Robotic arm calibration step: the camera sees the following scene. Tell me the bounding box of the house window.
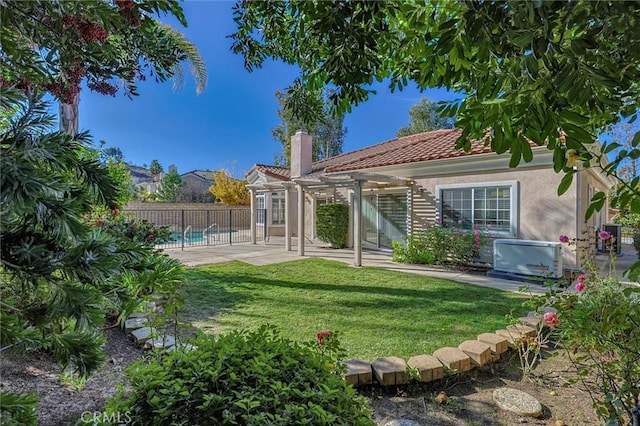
[437,181,518,237]
[256,195,265,225]
[271,197,285,225]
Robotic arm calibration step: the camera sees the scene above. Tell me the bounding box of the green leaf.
[603,142,621,154]
[557,172,574,196]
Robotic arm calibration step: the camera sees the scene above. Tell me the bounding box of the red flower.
[316,330,331,345]
[542,312,560,328]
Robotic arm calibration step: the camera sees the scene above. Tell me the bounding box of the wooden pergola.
[247,172,413,266]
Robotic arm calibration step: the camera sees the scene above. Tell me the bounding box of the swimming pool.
[169,230,238,243]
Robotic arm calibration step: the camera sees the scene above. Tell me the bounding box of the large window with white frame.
[271,195,285,225]
[437,181,518,237]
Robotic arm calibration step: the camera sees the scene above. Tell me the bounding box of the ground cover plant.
[179,258,526,360]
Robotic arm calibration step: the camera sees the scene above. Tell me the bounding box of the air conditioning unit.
[600,224,622,254]
[493,239,563,279]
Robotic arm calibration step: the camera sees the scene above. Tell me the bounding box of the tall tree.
[397,98,455,137]
[156,169,182,202]
[230,1,640,227]
[149,159,164,182]
[1,0,207,136]
[0,92,146,380]
[271,89,346,165]
[99,142,125,164]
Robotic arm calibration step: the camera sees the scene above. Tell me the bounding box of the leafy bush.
[86,207,173,247]
[105,325,373,425]
[0,391,38,426]
[524,236,640,425]
[316,203,349,248]
[392,221,488,267]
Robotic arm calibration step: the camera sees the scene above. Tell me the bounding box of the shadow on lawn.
[180,264,524,330]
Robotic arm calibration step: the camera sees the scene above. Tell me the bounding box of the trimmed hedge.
[316,203,349,248]
[105,326,372,425]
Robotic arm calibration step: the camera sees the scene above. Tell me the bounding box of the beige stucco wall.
[411,166,579,267]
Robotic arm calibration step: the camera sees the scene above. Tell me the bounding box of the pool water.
[169,230,237,243]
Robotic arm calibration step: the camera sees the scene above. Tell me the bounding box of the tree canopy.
[157,169,183,202]
[397,97,455,137]
[230,1,640,219]
[209,170,250,206]
[272,89,346,165]
[1,0,207,134]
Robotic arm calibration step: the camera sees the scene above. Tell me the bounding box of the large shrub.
[393,221,488,267]
[523,235,640,425]
[316,203,349,248]
[105,326,373,425]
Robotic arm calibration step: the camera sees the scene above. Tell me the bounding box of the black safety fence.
[125,208,267,250]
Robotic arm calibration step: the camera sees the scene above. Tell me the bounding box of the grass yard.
[179,258,527,360]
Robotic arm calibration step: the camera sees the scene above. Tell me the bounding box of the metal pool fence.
[125,208,267,249]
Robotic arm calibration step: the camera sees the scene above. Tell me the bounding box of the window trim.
[435,181,519,238]
[270,194,286,226]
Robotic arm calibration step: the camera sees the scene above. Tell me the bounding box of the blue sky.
[78,1,455,176]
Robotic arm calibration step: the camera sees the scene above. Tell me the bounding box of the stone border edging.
[345,315,540,387]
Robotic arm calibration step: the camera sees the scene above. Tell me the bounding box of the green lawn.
[179,258,526,360]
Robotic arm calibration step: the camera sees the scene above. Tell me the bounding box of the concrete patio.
[165,237,638,294]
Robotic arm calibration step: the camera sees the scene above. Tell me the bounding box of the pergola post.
[285,184,292,251]
[297,184,305,256]
[353,180,362,267]
[250,188,257,244]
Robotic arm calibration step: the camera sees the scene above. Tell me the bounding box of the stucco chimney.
[290,129,312,178]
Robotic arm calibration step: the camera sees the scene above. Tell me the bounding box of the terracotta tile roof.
[323,129,493,173]
[251,129,500,180]
[250,164,291,181]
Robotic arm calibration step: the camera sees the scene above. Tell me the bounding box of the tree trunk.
[59,99,79,136]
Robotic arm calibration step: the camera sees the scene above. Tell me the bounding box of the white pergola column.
[297,184,305,256]
[353,180,362,267]
[285,185,292,251]
[250,189,257,244]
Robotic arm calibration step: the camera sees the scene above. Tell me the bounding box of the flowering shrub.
[521,234,640,425]
[86,207,172,247]
[392,220,489,267]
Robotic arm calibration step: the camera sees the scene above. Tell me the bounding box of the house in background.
[180,169,215,203]
[246,129,614,271]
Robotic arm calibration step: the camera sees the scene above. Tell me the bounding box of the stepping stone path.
[122,296,179,351]
[493,387,543,418]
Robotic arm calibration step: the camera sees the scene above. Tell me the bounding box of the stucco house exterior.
[246,129,613,271]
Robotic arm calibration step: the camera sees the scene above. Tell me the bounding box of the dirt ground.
[367,350,599,426]
[0,327,143,426]
[1,331,598,426]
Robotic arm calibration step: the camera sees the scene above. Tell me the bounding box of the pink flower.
[598,231,611,240]
[577,274,587,283]
[316,330,332,345]
[559,235,570,244]
[575,282,585,292]
[542,312,560,328]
